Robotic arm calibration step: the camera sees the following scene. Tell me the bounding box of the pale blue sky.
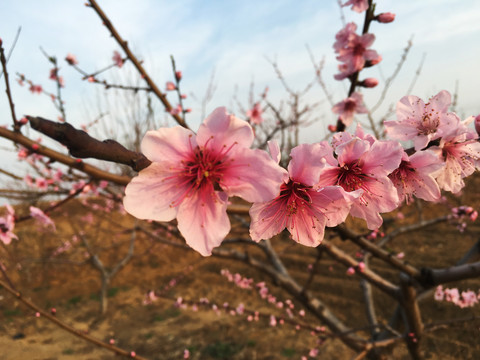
[1,0,480,146]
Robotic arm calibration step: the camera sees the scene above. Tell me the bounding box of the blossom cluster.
[123,87,480,256]
[434,285,480,308]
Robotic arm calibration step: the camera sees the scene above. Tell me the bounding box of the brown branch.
[0,39,19,131]
[87,0,188,128]
[335,224,421,279]
[0,278,147,359]
[320,239,400,299]
[419,261,480,287]
[27,116,151,172]
[0,125,131,185]
[399,274,424,360]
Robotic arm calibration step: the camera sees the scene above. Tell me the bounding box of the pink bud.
[346,267,355,275]
[51,308,57,315]
[166,81,176,91]
[20,117,29,125]
[175,71,182,81]
[361,78,379,88]
[474,115,480,136]
[377,12,396,23]
[32,143,39,151]
[328,124,337,132]
[357,262,366,273]
[369,55,382,65]
[109,339,115,344]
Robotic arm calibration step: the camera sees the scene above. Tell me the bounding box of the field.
[1,176,480,360]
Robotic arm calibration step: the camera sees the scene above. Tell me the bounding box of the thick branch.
[28,116,151,172]
[0,125,131,185]
[419,261,480,287]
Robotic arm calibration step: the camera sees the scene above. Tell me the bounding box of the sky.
[1,0,480,167]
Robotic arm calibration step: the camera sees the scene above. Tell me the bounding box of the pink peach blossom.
[112,50,123,68]
[29,206,56,231]
[0,205,17,245]
[332,92,368,127]
[388,150,443,204]
[246,103,263,125]
[384,90,460,151]
[249,143,358,246]
[317,136,403,229]
[335,33,381,78]
[333,22,358,52]
[430,121,480,194]
[65,53,78,65]
[342,0,369,13]
[124,107,285,256]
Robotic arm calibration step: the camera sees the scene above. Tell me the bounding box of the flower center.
[337,162,370,192]
[416,112,439,135]
[278,181,312,216]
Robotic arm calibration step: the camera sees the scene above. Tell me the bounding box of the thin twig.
[0,278,148,359]
[87,0,188,128]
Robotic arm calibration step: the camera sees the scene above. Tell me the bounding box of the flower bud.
[369,55,382,65]
[475,114,480,136]
[327,124,337,132]
[376,12,396,23]
[175,71,182,81]
[360,78,379,88]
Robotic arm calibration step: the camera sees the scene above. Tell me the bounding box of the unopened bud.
[360,78,379,88]
[474,114,480,136]
[376,12,396,23]
[327,124,337,132]
[175,71,182,81]
[369,55,382,65]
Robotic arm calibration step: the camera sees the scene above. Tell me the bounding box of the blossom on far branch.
[317,134,403,230]
[434,285,480,308]
[249,143,359,246]
[112,50,123,68]
[342,0,369,13]
[29,206,56,231]
[123,107,285,256]
[332,92,368,127]
[65,53,78,65]
[246,103,263,125]
[334,24,381,80]
[49,68,65,87]
[0,205,18,245]
[384,90,460,151]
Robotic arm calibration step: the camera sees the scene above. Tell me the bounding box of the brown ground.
[1,176,480,360]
